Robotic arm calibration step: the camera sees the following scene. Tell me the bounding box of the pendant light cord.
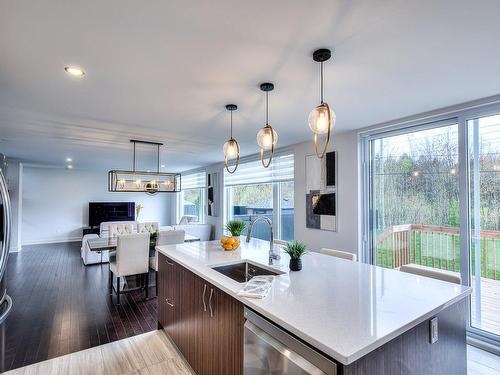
[320,61,324,103]
[133,141,136,172]
[157,144,160,173]
[230,110,233,139]
[266,91,269,125]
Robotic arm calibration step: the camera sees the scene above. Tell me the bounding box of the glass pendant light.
[223,104,240,174]
[308,48,336,159]
[257,82,278,168]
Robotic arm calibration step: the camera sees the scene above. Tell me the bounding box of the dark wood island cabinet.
[157,250,468,375]
[158,253,244,375]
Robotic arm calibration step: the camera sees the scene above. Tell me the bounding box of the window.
[224,153,294,241]
[361,104,500,347]
[178,172,206,224]
[366,121,459,269]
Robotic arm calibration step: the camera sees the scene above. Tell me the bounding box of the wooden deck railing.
[375,224,500,280]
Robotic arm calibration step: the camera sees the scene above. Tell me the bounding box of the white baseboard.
[22,237,82,246]
[9,245,22,252]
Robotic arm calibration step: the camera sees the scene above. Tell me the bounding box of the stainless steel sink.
[211,261,284,283]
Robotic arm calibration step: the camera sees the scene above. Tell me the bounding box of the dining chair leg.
[116,276,120,305]
[145,272,149,300]
[108,268,113,293]
[155,271,158,297]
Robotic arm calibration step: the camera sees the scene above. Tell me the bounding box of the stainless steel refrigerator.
[0,154,12,372]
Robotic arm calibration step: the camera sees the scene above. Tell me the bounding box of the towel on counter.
[237,276,274,299]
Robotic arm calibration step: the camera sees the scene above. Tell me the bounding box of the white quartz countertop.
[156,238,471,365]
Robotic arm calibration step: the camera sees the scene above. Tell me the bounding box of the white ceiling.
[1,0,499,172]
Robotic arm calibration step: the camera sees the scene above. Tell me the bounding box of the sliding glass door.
[362,108,500,345]
[467,114,500,340]
[368,121,459,270]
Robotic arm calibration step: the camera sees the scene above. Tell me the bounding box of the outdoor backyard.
[371,119,499,336]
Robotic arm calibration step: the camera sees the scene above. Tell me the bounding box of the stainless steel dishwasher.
[244,308,337,375]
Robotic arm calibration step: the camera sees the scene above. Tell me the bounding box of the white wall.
[205,163,225,239]
[179,130,361,257]
[292,132,360,255]
[6,160,23,252]
[22,166,173,245]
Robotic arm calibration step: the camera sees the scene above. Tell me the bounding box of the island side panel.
[157,253,244,375]
[343,299,467,375]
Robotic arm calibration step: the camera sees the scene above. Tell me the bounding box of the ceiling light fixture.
[64,66,85,77]
[309,48,336,159]
[223,104,240,174]
[66,157,73,162]
[108,140,180,194]
[67,165,73,169]
[257,83,278,168]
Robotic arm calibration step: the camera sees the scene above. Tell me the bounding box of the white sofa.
[81,220,138,265]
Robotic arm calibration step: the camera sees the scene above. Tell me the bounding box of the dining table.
[87,233,200,257]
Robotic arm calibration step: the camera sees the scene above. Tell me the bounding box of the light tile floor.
[4,330,499,374]
[4,330,194,375]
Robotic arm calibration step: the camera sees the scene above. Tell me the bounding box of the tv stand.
[82,226,100,236]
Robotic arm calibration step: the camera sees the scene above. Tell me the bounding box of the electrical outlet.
[429,317,438,344]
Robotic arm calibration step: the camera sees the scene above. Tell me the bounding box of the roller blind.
[224,153,294,186]
[181,171,206,190]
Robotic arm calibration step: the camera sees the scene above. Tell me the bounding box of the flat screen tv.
[88,202,135,227]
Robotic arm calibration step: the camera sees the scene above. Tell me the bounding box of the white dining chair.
[399,263,461,284]
[150,230,185,296]
[137,222,159,234]
[108,233,150,305]
[273,239,288,247]
[320,248,357,261]
[108,223,133,238]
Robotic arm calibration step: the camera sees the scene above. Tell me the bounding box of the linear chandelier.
[108,140,181,194]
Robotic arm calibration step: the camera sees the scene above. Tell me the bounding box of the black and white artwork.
[305,151,337,231]
[207,172,219,217]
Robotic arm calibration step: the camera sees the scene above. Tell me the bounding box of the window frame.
[223,151,295,241]
[177,187,206,224]
[223,178,294,241]
[359,97,500,350]
[177,171,207,224]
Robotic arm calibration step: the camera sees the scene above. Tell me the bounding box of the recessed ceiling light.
[67,165,73,169]
[66,157,73,162]
[64,66,85,77]
[161,164,165,168]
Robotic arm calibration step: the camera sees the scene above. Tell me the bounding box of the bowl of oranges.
[220,220,246,251]
[220,236,241,251]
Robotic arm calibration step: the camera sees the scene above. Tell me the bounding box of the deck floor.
[470,277,500,337]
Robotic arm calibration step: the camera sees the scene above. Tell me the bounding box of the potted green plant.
[284,240,307,271]
[136,203,143,220]
[220,220,246,251]
[148,231,158,250]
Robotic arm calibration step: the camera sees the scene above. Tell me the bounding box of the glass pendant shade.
[308,102,336,135]
[257,126,278,150]
[223,138,239,159]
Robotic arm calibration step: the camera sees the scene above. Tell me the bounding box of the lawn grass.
[376,230,500,280]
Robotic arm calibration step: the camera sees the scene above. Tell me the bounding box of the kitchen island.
[156,238,471,375]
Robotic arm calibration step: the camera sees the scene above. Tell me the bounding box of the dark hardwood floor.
[3,241,157,371]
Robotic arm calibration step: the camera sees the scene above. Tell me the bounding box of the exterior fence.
[376,224,500,280]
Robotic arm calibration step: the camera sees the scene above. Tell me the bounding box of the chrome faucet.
[246,216,280,262]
